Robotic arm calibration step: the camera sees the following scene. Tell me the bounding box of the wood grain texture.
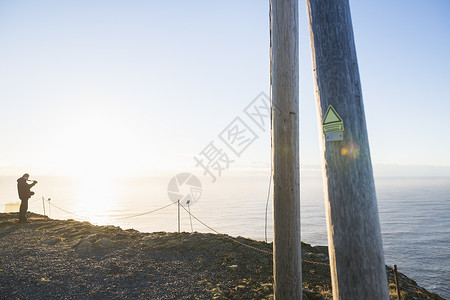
[270,0,302,299]
[306,0,389,299]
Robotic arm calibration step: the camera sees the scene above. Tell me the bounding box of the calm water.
[1,174,449,298]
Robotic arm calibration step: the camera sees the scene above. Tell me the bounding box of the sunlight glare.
[340,142,360,160]
[44,106,152,177]
[75,175,117,224]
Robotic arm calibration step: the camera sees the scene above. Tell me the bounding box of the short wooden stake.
[394,264,401,300]
[42,196,46,217]
[188,202,193,233]
[177,200,180,233]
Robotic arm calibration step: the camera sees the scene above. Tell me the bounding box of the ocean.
[1,174,449,298]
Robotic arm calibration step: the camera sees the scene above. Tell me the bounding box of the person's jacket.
[17,177,36,200]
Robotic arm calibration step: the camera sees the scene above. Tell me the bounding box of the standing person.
[17,173,37,223]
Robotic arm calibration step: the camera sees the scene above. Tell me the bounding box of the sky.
[1,0,450,178]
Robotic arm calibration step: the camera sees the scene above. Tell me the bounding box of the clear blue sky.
[1,0,449,177]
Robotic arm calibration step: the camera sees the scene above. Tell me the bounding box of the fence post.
[394,265,401,300]
[42,196,46,217]
[188,202,193,233]
[177,200,180,233]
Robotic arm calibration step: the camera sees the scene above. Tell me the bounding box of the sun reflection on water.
[75,175,117,225]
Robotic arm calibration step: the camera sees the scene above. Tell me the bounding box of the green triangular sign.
[323,105,342,124]
[323,105,344,133]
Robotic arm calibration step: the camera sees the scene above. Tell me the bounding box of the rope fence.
[47,201,176,221]
[114,202,176,220]
[179,203,328,266]
[31,197,328,266]
[48,202,90,220]
[179,203,273,255]
[29,197,42,204]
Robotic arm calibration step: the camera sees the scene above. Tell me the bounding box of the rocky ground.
[0,212,445,299]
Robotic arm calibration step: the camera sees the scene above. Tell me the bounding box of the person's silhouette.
[17,173,37,223]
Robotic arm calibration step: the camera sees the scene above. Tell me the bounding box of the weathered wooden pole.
[306,1,389,299]
[270,0,301,299]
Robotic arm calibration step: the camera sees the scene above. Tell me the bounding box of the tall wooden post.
[270,0,301,299]
[306,0,389,299]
